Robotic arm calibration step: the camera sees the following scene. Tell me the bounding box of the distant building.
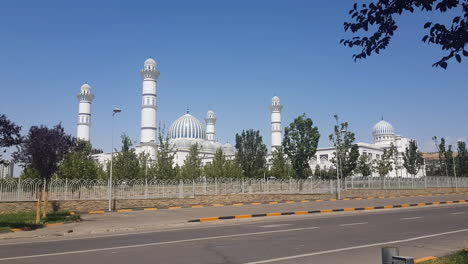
[0,162,14,178]
[312,119,424,177]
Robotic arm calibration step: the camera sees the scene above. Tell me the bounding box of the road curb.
[187,199,467,222]
[72,192,468,215]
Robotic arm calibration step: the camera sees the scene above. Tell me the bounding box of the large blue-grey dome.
[169,114,206,140]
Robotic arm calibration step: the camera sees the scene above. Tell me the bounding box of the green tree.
[56,140,103,180]
[180,143,203,179]
[402,140,424,178]
[283,114,320,190]
[13,124,74,223]
[457,141,468,177]
[224,160,244,178]
[204,148,226,178]
[0,114,22,164]
[111,135,140,180]
[341,0,468,69]
[446,144,455,176]
[373,148,394,182]
[433,136,449,176]
[356,154,372,177]
[149,130,178,179]
[268,147,292,179]
[235,129,267,178]
[329,115,360,178]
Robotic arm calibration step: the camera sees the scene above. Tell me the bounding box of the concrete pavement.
[0,201,467,263]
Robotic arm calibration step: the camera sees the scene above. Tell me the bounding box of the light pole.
[335,128,347,200]
[108,108,121,212]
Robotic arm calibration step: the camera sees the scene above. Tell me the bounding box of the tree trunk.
[35,190,42,224]
[42,186,49,218]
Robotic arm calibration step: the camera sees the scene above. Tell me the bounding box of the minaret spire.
[205,110,216,141]
[139,58,160,159]
[270,96,283,152]
[76,83,95,141]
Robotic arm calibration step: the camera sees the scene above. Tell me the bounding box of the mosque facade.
[80,58,422,177]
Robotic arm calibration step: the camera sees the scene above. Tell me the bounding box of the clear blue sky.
[1,0,467,156]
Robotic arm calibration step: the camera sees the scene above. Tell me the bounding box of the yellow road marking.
[294,211,308,215]
[415,256,438,263]
[143,208,158,211]
[200,217,219,222]
[266,212,282,216]
[320,209,333,213]
[235,215,252,219]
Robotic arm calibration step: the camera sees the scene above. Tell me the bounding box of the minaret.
[205,110,216,141]
[76,83,95,141]
[140,58,160,158]
[270,96,283,152]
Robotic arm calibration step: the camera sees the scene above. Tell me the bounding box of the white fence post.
[178,179,184,198]
[215,178,218,195]
[192,179,195,197]
[16,177,21,201]
[65,178,68,200]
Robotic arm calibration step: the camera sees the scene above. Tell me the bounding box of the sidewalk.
[1,193,467,242]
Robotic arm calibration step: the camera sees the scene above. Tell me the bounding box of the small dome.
[373,120,395,136]
[81,83,91,91]
[222,143,235,156]
[272,96,280,103]
[144,58,156,67]
[206,110,215,118]
[169,114,206,140]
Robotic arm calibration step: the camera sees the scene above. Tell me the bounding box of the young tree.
[373,148,394,185]
[56,140,103,180]
[204,148,226,178]
[446,144,455,176]
[149,130,177,179]
[180,143,203,179]
[283,114,320,187]
[457,141,468,177]
[111,135,140,180]
[224,160,244,178]
[434,136,450,176]
[341,0,468,69]
[356,154,372,177]
[402,140,424,178]
[329,115,360,179]
[13,124,74,223]
[235,129,268,178]
[268,147,292,179]
[0,114,22,164]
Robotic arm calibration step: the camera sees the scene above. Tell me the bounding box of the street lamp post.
[335,128,347,200]
[108,108,121,212]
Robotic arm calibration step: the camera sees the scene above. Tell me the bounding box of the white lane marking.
[451,212,465,215]
[339,222,368,226]
[400,217,423,220]
[243,228,468,264]
[260,224,292,228]
[0,226,320,261]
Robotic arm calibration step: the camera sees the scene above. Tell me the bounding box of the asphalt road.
[1,204,468,264]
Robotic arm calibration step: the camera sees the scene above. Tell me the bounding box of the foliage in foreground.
[0,211,80,229]
[422,250,468,264]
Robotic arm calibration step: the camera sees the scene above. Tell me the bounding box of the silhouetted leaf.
[455,54,461,63]
[424,22,432,28]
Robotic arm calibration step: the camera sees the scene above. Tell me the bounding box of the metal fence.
[0,176,467,202]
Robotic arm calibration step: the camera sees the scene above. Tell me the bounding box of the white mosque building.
[79,57,421,177]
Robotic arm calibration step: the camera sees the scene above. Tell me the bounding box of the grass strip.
[418,250,468,264]
[0,211,80,231]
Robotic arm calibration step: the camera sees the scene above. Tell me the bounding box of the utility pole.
[108,108,121,212]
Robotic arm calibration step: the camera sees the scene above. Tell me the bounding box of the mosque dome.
[372,120,395,136]
[81,83,91,91]
[169,113,206,140]
[144,58,156,66]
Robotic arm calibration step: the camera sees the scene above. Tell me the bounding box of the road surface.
[0,203,467,264]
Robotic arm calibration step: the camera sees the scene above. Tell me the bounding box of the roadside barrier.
[187,199,467,222]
